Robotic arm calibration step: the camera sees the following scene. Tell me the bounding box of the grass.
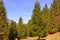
[51,38,60,40]
[50,36,60,40]
[20,32,60,40]
[46,32,60,40]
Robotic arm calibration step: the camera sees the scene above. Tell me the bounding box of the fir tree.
[9,21,17,40]
[0,0,8,40]
[30,1,45,40]
[17,17,26,39]
[48,0,59,34]
[41,4,49,37]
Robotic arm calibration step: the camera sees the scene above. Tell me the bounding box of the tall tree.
[48,0,59,34]
[59,0,60,31]
[31,1,40,36]
[17,17,26,40]
[28,20,33,37]
[0,0,8,40]
[29,1,46,40]
[41,4,49,37]
[9,21,17,40]
[55,0,60,32]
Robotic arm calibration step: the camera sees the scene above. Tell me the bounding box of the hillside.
[46,32,60,40]
[7,19,12,25]
[20,32,60,40]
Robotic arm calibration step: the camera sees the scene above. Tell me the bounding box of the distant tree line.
[0,0,60,40]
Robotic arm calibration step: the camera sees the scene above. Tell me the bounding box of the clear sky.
[3,0,53,24]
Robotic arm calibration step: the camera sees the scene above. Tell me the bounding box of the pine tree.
[41,4,49,37]
[42,4,49,23]
[59,0,60,31]
[32,1,40,25]
[23,24,28,37]
[17,17,23,39]
[31,1,40,36]
[0,0,8,40]
[55,0,60,32]
[48,0,59,34]
[28,20,33,37]
[29,1,46,40]
[17,17,26,39]
[9,21,17,40]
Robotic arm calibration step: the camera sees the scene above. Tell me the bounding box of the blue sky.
[3,0,53,23]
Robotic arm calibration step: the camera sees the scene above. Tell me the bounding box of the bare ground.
[18,32,60,40]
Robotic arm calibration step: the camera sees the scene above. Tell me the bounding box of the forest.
[0,0,60,40]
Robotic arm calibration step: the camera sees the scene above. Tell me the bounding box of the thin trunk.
[18,38,20,40]
[37,36,40,40]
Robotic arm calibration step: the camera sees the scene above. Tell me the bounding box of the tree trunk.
[37,36,40,40]
[18,37,20,40]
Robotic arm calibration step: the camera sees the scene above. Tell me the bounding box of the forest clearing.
[20,32,60,40]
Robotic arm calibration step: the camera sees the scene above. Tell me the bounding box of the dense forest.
[0,0,60,40]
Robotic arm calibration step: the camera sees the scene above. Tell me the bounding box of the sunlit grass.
[51,38,60,40]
